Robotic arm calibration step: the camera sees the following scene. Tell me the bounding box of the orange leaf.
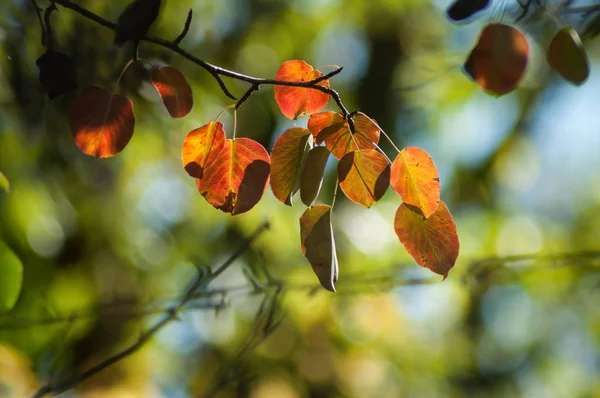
[394,201,459,279]
[197,138,270,215]
[270,127,313,206]
[338,149,390,208]
[300,146,330,207]
[274,60,330,120]
[0,171,9,193]
[390,147,441,218]
[182,121,226,180]
[547,27,589,86]
[307,111,380,159]
[464,23,529,96]
[69,86,135,158]
[152,66,193,118]
[300,204,338,292]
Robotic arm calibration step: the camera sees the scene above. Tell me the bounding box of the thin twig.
[29,0,46,46]
[173,9,193,45]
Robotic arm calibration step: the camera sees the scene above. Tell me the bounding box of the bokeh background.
[1,0,600,397]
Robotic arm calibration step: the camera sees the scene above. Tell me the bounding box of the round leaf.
[36,51,77,99]
[300,146,330,207]
[274,60,330,120]
[299,205,338,292]
[338,149,390,208]
[0,242,23,314]
[464,23,529,96]
[114,0,161,45]
[197,138,271,215]
[270,127,313,206]
[152,66,193,118]
[547,27,590,86]
[390,147,441,218]
[69,86,135,158]
[182,121,226,180]
[394,201,459,279]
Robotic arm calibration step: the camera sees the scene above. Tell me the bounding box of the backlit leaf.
[114,0,161,45]
[152,66,193,118]
[36,51,77,99]
[299,205,338,292]
[270,127,313,206]
[182,121,226,180]
[390,147,440,218]
[274,60,330,120]
[0,242,23,314]
[69,86,135,158]
[446,0,490,22]
[394,201,459,279]
[464,23,529,96]
[338,149,390,208]
[197,138,270,215]
[547,27,589,86]
[300,146,330,207]
[0,171,8,193]
[307,111,380,159]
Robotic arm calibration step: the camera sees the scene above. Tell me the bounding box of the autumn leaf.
[394,201,459,279]
[0,242,23,314]
[300,205,338,292]
[152,66,193,118]
[36,51,77,99]
[464,23,529,96]
[300,146,330,207]
[270,127,313,206]
[182,121,226,180]
[307,111,380,159]
[274,60,330,120]
[547,27,589,86]
[390,147,441,218]
[446,0,490,22]
[69,86,135,158]
[338,149,390,208]
[114,0,161,45]
[197,138,270,215]
[0,171,9,193]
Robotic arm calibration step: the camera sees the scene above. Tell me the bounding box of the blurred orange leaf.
[300,146,330,207]
[547,27,589,86]
[270,127,313,206]
[300,204,338,292]
[197,138,270,215]
[338,149,390,208]
[69,86,135,158]
[394,201,459,279]
[274,60,330,120]
[307,111,380,159]
[464,23,529,96]
[152,66,193,118]
[182,121,226,180]
[0,172,8,193]
[390,147,440,218]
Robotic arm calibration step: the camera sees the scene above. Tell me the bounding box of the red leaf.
[152,66,193,118]
[390,147,441,218]
[464,23,529,96]
[338,149,390,208]
[394,201,459,279]
[547,27,589,86]
[274,60,330,120]
[270,127,313,206]
[300,146,330,207]
[300,204,338,292]
[197,138,271,215]
[182,121,226,180]
[69,86,135,158]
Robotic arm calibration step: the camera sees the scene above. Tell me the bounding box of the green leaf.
[300,146,329,207]
[0,171,9,193]
[0,242,23,314]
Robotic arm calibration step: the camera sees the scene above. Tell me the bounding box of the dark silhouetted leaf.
[338,149,390,208]
[300,205,338,292]
[114,0,161,45]
[151,66,193,118]
[464,23,529,96]
[69,86,135,158]
[390,147,440,218]
[0,242,23,314]
[197,138,271,215]
[446,0,490,22]
[270,127,313,206]
[300,146,330,207]
[274,60,330,120]
[394,201,459,279]
[36,51,77,99]
[182,122,226,180]
[547,27,589,86]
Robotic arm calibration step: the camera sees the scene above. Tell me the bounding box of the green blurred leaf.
[0,242,23,313]
[0,171,8,192]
